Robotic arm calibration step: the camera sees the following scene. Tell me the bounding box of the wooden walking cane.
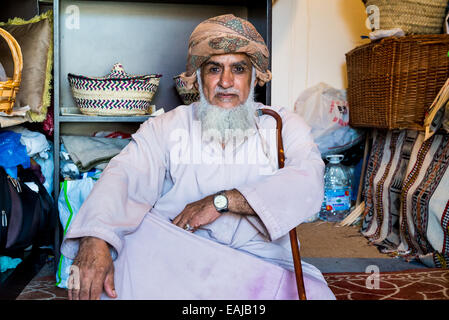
[258,108,307,300]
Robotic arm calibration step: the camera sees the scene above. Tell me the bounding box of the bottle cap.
[326,154,344,164]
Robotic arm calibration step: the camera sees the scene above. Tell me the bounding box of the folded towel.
[61,135,130,172]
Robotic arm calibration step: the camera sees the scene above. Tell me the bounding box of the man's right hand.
[68,236,117,300]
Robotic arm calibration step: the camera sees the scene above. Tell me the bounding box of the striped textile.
[362,130,449,268]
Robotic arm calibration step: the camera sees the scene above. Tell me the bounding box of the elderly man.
[61,14,336,300]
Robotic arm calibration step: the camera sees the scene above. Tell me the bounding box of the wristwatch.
[213,190,229,213]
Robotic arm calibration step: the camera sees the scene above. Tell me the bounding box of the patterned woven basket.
[173,75,199,105]
[363,0,449,34]
[68,63,162,116]
[0,27,23,114]
[346,35,449,130]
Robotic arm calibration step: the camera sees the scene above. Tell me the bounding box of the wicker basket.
[0,27,23,115]
[363,0,449,35]
[68,63,162,116]
[346,35,449,131]
[173,75,199,105]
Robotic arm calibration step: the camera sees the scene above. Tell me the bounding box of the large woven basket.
[346,35,449,131]
[68,63,162,116]
[0,27,23,114]
[363,0,449,34]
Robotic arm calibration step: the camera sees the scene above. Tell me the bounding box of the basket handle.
[372,37,449,53]
[417,39,449,45]
[0,27,23,86]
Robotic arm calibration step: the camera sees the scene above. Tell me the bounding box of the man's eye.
[209,67,221,73]
[234,66,245,73]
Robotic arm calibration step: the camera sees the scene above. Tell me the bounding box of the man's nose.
[218,68,234,89]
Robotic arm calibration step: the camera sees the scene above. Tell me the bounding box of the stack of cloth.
[0,126,54,195]
[60,132,131,180]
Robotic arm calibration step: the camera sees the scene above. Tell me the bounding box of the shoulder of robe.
[137,105,193,137]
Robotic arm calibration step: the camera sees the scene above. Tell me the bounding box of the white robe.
[61,103,335,300]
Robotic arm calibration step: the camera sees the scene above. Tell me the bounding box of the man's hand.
[172,189,256,232]
[68,237,117,300]
[172,194,221,232]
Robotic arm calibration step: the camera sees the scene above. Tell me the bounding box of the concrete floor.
[297,221,427,273]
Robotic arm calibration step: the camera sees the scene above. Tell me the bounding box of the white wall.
[271,0,370,110]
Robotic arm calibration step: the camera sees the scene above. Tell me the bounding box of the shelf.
[59,114,154,123]
[55,0,270,112]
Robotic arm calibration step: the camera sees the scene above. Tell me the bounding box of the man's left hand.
[172,195,221,232]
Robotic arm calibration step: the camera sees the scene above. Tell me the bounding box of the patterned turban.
[178,14,272,89]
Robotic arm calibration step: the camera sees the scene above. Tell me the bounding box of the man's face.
[200,53,253,109]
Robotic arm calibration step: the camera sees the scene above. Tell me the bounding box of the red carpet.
[15,268,449,300]
[323,268,449,300]
[15,275,67,300]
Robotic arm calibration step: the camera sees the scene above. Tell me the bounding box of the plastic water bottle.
[319,155,351,222]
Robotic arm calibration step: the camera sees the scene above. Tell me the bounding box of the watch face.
[214,195,227,209]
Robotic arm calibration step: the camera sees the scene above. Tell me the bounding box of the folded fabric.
[61,135,130,172]
[0,105,30,117]
[0,114,29,128]
[0,256,22,272]
[93,131,132,139]
[9,126,50,158]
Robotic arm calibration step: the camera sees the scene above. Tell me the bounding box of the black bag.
[0,166,55,255]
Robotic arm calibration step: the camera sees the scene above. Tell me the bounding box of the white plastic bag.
[369,28,405,41]
[294,83,364,157]
[55,175,96,288]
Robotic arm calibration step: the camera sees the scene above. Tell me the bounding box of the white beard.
[195,68,258,145]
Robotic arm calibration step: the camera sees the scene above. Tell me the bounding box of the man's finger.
[79,286,91,300]
[177,217,188,228]
[174,212,189,228]
[172,212,183,225]
[71,289,80,300]
[103,267,117,299]
[79,269,94,300]
[90,272,106,300]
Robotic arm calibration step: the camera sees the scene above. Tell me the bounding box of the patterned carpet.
[16,275,67,300]
[15,264,449,300]
[325,268,449,300]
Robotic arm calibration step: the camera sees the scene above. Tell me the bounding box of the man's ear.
[194,81,199,90]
